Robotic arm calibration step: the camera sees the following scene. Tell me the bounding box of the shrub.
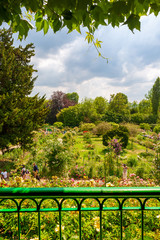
[47,140,74,177]
[136,167,145,178]
[120,123,140,137]
[103,126,129,148]
[140,123,151,131]
[80,123,96,131]
[53,121,63,129]
[145,140,154,149]
[139,152,154,158]
[62,131,75,146]
[92,122,112,136]
[131,113,144,124]
[153,125,160,134]
[102,111,130,123]
[69,165,87,179]
[143,114,157,124]
[83,132,92,144]
[127,156,138,167]
[108,138,122,155]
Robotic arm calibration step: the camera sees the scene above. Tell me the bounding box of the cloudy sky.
[13,13,160,103]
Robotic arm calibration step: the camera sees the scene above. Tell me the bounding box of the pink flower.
[130,173,136,177]
[71,178,74,182]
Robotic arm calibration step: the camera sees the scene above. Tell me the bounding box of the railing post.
[18,208,21,240]
[38,210,41,240]
[120,207,123,240]
[141,209,144,240]
[79,210,82,240]
[100,205,102,240]
[59,205,62,240]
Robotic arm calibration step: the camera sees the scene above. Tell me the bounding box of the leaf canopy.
[0,0,160,39]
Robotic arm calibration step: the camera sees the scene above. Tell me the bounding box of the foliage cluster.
[2,0,160,41]
[0,29,48,153]
[103,125,129,148]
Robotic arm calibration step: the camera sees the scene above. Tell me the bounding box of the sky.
[12,13,160,103]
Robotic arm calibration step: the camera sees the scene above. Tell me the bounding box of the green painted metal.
[0,187,160,239]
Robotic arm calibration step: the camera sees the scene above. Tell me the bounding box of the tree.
[151,77,160,116]
[0,28,48,152]
[128,101,139,114]
[139,99,152,114]
[79,98,100,123]
[0,0,159,39]
[108,93,130,115]
[46,91,76,124]
[93,96,108,115]
[57,105,82,127]
[66,92,79,104]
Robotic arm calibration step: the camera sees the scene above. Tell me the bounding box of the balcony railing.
[0,187,160,239]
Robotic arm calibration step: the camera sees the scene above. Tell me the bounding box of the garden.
[0,122,160,239]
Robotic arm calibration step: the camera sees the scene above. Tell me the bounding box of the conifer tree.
[0,28,48,153]
[151,77,160,116]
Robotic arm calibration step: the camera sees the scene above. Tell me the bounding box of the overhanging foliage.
[0,0,160,39]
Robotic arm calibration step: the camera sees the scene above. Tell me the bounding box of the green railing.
[0,187,160,239]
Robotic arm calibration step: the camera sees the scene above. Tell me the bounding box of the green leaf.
[124,14,140,32]
[51,19,62,33]
[43,19,49,35]
[36,19,44,32]
[150,3,160,16]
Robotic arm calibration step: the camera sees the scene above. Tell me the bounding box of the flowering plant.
[68,165,87,179]
[108,138,122,155]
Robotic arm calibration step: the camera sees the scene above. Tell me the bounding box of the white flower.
[55,225,64,232]
[106,182,114,187]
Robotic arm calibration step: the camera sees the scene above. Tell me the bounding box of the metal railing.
[0,187,160,239]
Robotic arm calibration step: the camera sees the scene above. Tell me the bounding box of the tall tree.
[139,99,152,114]
[108,93,129,114]
[46,91,76,124]
[93,96,108,115]
[0,28,48,153]
[151,77,160,116]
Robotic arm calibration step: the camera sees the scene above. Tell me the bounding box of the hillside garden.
[0,122,159,186]
[0,122,160,239]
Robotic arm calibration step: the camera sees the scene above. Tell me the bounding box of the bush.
[62,131,75,146]
[145,140,154,149]
[136,166,145,178]
[47,140,74,177]
[131,113,144,124]
[120,123,141,137]
[92,122,112,136]
[127,156,138,167]
[153,125,160,134]
[102,111,130,123]
[140,123,151,131]
[103,126,129,148]
[69,165,87,179]
[83,132,92,144]
[80,123,96,131]
[143,114,157,124]
[53,121,63,129]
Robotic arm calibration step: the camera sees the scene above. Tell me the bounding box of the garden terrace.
[1,187,160,239]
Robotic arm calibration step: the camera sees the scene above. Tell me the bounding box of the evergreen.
[151,77,160,116]
[0,28,48,153]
